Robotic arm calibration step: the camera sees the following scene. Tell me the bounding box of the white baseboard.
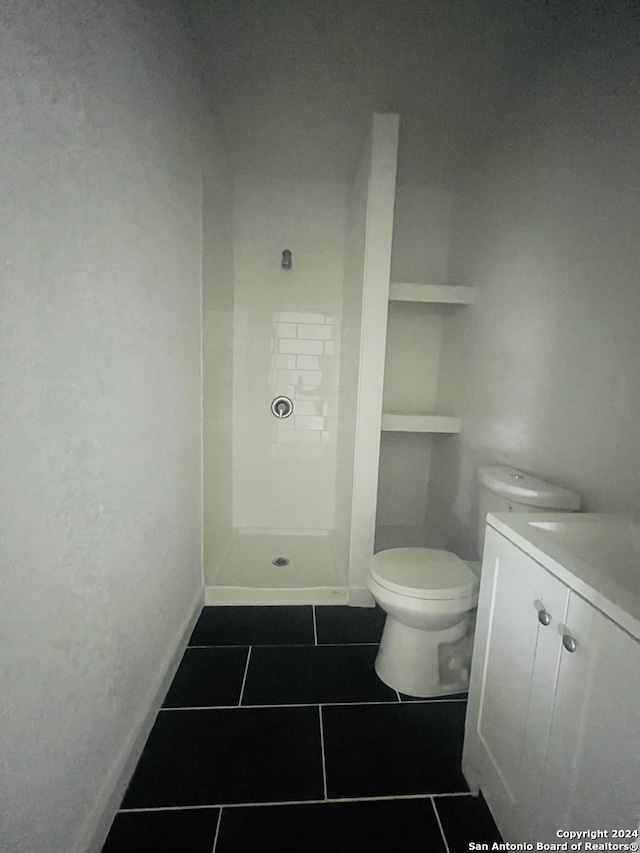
[80,585,203,853]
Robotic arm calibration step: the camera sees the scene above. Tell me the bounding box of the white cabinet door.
[464,527,570,841]
[537,594,640,839]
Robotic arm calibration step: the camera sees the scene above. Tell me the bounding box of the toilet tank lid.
[370,548,478,600]
[477,466,581,510]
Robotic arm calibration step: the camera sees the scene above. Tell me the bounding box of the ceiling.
[194,0,634,186]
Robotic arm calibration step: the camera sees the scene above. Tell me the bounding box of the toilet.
[368,465,581,697]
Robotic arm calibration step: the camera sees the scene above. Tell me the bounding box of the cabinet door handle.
[538,609,551,626]
[562,634,577,653]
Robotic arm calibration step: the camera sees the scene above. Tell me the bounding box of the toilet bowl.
[368,547,479,697]
[367,466,581,698]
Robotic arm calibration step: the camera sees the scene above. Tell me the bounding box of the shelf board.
[381,413,461,433]
[389,283,474,305]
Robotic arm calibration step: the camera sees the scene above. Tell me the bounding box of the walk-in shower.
[203,116,400,605]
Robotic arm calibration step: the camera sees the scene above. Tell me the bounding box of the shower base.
[205,585,349,606]
[205,530,349,606]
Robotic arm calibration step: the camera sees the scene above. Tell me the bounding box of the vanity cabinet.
[463,525,640,841]
[537,590,640,837]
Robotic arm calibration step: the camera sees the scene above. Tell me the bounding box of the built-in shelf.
[389,283,474,305]
[381,413,461,433]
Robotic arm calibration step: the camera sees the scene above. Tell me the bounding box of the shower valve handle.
[271,396,293,419]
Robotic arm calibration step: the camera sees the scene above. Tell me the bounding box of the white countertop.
[486,511,640,641]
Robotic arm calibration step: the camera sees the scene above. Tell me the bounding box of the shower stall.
[203,113,462,605]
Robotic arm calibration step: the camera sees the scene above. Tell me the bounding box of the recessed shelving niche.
[375,274,473,554]
[380,284,473,436]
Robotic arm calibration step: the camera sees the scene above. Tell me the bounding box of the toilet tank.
[476,466,581,554]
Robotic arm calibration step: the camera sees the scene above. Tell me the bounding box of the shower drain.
[272,557,290,567]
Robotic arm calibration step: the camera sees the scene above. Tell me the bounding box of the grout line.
[121,805,220,813]
[188,642,381,649]
[160,697,466,712]
[198,207,204,595]
[431,796,452,853]
[160,700,382,712]
[119,791,474,813]
[211,807,223,853]
[312,605,318,645]
[238,647,252,706]
[395,690,402,702]
[318,706,328,800]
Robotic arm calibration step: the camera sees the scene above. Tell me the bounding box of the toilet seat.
[370,547,478,600]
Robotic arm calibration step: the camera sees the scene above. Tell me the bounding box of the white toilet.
[368,465,581,697]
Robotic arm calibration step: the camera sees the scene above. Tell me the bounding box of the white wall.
[429,32,640,559]
[0,3,205,851]
[389,185,454,285]
[202,130,235,583]
[200,0,570,186]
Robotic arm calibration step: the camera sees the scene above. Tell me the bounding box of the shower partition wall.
[203,115,399,605]
[340,114,400,603]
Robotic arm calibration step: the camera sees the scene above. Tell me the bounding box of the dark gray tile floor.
[102,605,501,852]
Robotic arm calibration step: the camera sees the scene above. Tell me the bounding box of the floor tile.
[162,647,248,708]
[315,605,386,645]
[121,706,324,808]
[189,605,314,646]
[101,808,220,853]
[242,645,397,705]
[215,798,446,853]
[434,794,502,852]
[322,702,468,798]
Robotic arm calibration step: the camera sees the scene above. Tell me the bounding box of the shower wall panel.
[206,174,349,601]
[345,114,399,600]
[333,134,371,576]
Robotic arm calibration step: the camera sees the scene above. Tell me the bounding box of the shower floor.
[206,531,348,604]
[102,605,501,852]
